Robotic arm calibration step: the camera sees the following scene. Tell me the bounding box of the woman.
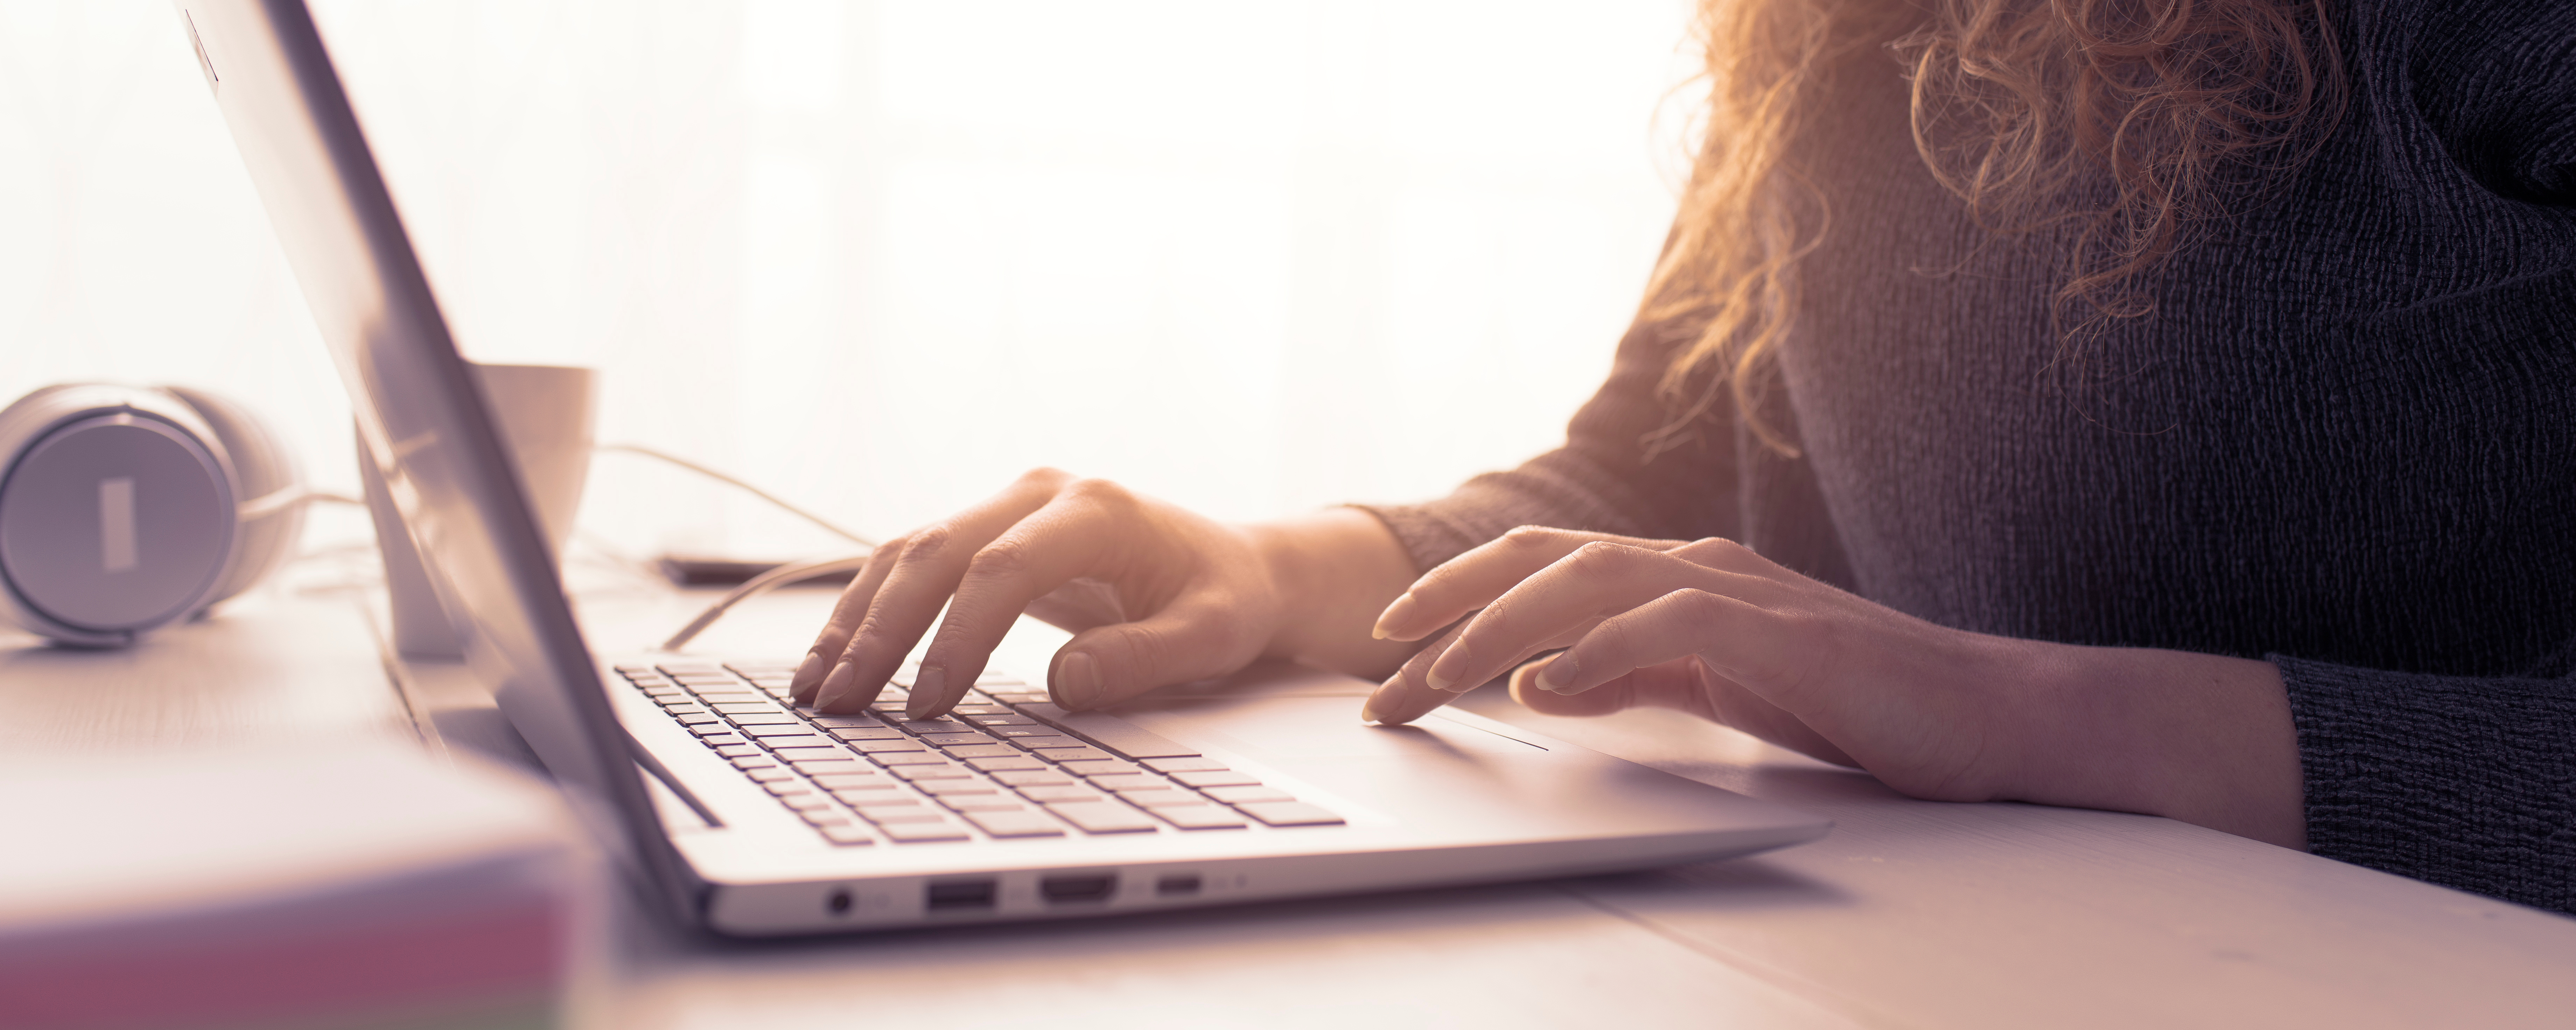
[790,0,2575,913]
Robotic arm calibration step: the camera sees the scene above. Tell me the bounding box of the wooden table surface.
[7,571,2569,1029]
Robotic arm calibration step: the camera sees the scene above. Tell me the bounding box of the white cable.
[658,553,874,652]
[596,443,875,547]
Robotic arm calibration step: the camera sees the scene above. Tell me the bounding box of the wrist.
[1242,508,1419,675]
[2005,641,2306,848]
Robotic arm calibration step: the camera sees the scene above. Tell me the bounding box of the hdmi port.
[1040,874,1118,904]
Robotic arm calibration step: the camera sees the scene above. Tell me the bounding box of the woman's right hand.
[785,468,1415,721]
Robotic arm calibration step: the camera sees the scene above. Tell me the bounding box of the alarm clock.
[0,385,302,647]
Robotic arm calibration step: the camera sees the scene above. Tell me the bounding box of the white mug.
[365,363,597,659]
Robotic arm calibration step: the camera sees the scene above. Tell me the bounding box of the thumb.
[1049,589,1265,711]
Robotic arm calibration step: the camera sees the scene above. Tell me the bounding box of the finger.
[1050,585,1269,711]
[1423,542,1772,698]
[1372,526,1685,642]
[906,489,1139,719]
[791,540,908,703]
[1360,621,1469,725]
[1535,587,1807,703]
[811,469,1074,713]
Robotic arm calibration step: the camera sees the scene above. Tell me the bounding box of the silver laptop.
[180,0,1829,934]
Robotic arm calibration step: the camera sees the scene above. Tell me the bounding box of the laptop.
[179,0,1830,934]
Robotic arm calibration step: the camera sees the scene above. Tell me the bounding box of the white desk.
[7,576,2570,1029]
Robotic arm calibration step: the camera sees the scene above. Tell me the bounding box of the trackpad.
[1119,696,1552,763]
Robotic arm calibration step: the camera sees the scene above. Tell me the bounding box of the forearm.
[1247,507,1423,678]
[2007,640,2307,849]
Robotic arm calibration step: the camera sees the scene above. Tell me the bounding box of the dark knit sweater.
[1367,0,2576,914]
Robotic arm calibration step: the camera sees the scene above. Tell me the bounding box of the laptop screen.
[179,0,691,908]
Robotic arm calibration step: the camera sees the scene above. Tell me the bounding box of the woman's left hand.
[1363,526,2025,802]
[1363,526,2308,847]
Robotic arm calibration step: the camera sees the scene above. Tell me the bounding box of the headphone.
[0,385,302,647]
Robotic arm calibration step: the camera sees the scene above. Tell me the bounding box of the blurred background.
[1,0,1697,566]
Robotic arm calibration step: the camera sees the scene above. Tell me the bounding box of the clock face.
[0,415,234,633]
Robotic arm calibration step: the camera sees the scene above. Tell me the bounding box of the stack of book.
[0,741,594,1030]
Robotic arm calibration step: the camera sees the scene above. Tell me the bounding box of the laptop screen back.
[179,0,690,908]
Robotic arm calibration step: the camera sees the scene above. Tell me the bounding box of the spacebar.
[1013,703,1200,760]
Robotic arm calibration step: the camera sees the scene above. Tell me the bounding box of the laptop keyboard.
[614,661,1344,847]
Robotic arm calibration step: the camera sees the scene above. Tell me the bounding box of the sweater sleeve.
[2275,655,2576,913]
[1357,313,1744,574]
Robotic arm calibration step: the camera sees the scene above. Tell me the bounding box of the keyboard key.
[677,714,726,727]
[863,809,951,825]
[1119,790,1206,808]
[830,727,905,741]
[915,778,1002,796]
[714,744,765,759]
[1057,759,1140,777]
[1142,757,1227,773]
[986,728,1066,743]
[762,781,815,796]
[744,767,797,783]
[966,756,1048,772]
[850,798,922,814]
[710,703,778,714]
[771,747,850,763]
[1236,802,1345,827]
[1086,774,1171,792]
[992,769,1075,787]
[1033,746,1113,764]
[895,718,973,735]
[800,811,856,828]
[811,771,890,789]
[941,795,1032,813]
[792,760,872,777]
[847,738,928,753]
[881,821,973,843]
[818,824,876,846]
[1018,785,1109,804]
[779,794,838,811]
[811,715,886,729]
[728,754,778,769]
[1014,703,1202,759]
[831,786,901,803]
[743,724,827,738]
[1200,785,1295,804]
[948,705,1012,716]
[872,751,953,767]
[1048,802,1159,834]
[1172,769,1262,788]
[940,745,1022,760]
[695,734,743,748]
[724,711,803,725]
[886,763,972,780]
[964,715,1042,729]
[1153,805,1249,830]
[965,810,1065,838]
[920,732,998,747]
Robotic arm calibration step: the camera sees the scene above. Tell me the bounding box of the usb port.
[1040,874,1118,904]
[1155,874,1202,897]
[924,879,996,911]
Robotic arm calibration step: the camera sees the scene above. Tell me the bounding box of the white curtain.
[2,0,1694,563]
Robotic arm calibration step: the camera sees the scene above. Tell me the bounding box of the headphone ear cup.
[161,387,303,608]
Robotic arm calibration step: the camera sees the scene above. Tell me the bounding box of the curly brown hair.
[1643,0,2346,454]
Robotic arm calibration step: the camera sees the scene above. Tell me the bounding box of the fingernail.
[905,666,945,720]
[1424,666,1457,693]
[1539,652,1580,693]
[1361,675,1399,724]
[791,650,827,691]
[813,660,856,710]
[1371,593,1417,640]
[1056,651,1100,710]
